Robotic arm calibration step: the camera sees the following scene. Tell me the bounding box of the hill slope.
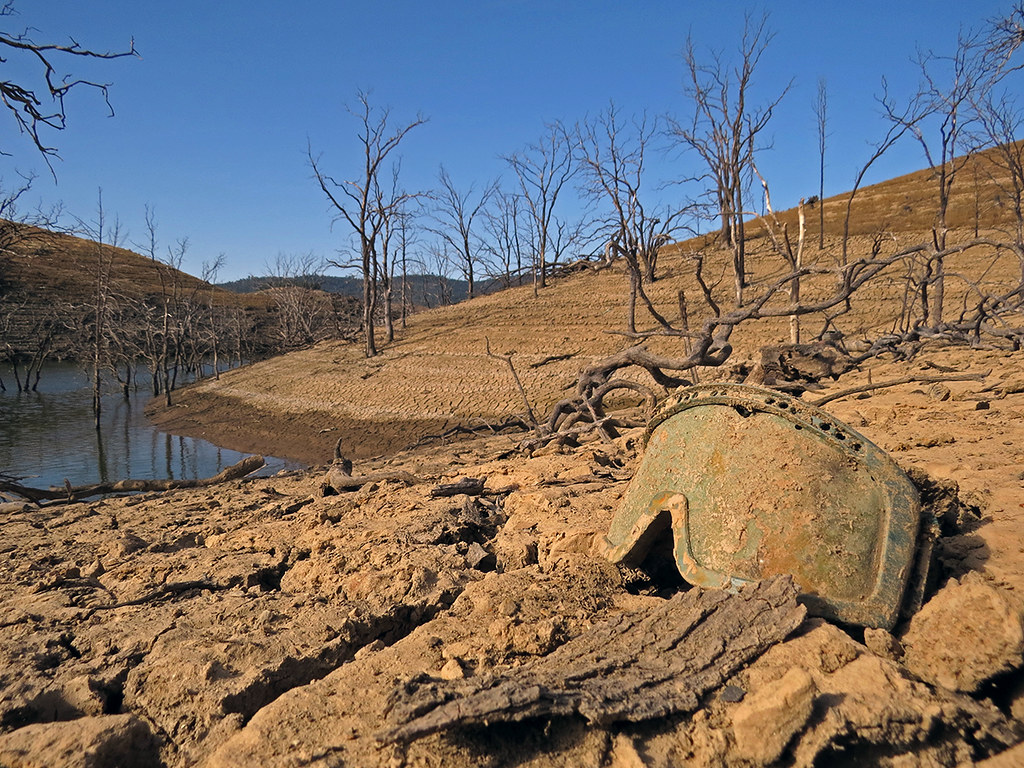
[149,142,1024,466]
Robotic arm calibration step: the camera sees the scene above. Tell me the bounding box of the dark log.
[0,455,266,503]
[379,575,805,744]
[429,477,486,497]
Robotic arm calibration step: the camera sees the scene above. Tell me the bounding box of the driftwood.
[430,477,486,497]
[811,371,989,407]
[0,455,266,503]
[321,464,419,495]
[320,441,420,494]
[380,575,805,744]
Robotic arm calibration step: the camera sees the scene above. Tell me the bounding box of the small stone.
[439,658,465,681]
[719,684,746,703]
[863,627,904,661]
[927,383,951,401]
[732,667,817,764]
[918,432,956,447]
[975,400,991,410]
[465,542,496,571]
[116,533,147,556]
[497,599,519,617]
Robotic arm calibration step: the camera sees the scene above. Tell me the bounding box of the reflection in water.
[0,362,303,489]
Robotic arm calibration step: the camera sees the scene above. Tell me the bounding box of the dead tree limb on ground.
[485,337,539,428]
[528,236,1023,450]
[530,247,920,448]
[811,371,990,407]
[0,455,265,504]
[380,575,804,744]
[430,477,486,497]
[320,445,419,495]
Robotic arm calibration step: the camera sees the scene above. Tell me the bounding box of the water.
[0,362,304,490]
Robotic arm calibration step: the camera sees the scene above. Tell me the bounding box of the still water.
[0,362,303,490]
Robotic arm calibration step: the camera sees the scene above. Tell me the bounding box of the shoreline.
[144,387,457,468]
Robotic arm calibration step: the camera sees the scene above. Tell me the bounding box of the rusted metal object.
[602,383,921,629]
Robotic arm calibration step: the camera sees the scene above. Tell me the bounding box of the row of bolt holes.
[763,397,865,454]
[676,390,866,454]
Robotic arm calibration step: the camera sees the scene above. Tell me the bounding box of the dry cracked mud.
[3,402,1024,767]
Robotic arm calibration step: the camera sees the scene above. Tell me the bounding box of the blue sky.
[1,1,1017,281]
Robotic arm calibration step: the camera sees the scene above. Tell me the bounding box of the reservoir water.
[0,362,302,491]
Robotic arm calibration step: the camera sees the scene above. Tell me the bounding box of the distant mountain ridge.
[217,273,507,307]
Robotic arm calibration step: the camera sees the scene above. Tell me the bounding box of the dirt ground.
[6,240,1024,766]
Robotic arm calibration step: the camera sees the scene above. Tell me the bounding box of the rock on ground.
[901,571,1024,692]
[0,714,158,768]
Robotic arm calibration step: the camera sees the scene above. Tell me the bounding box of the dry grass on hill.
[4,224,267,310]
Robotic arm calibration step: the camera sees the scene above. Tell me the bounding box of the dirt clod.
[732,667,817,764]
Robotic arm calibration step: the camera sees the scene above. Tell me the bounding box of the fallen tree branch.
[430,477,486,497]
[321,469,420,494]
[0,455,266,503]
[529,352,576,368]
[811,371,989,407]
[406,416,532,450]
[486,337,539,428]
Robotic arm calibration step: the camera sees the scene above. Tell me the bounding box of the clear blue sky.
[2,1,1017,281]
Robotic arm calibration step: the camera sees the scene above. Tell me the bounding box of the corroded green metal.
[602,383,921,629]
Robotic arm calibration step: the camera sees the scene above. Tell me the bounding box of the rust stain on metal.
[601,384,921,629]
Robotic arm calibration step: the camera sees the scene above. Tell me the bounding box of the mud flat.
[3,340,1024,767]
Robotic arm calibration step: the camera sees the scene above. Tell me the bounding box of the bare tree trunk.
[383,280,394,344]
[790,203,806,343]
[363,264,377,358]
[816,79,828,250]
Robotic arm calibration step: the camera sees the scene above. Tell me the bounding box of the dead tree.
[427,166,497,301]
[753,163,806,343]
[484,189,528,288]
[883,29,986,326]
[974,95,1024,273]
[0,3,137,162]
[262,252,332,349]
[577,104,692,334]
[502,122,581,294]
[815,78,828,249]
[309,92,425,357]
[670,12,789,305]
